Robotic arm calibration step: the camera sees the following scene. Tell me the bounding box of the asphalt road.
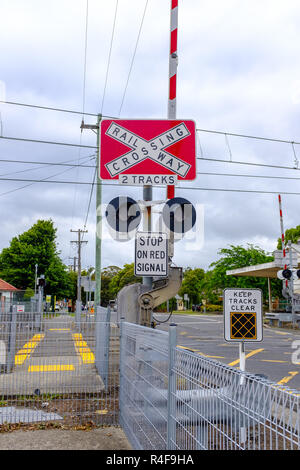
[155,312,300,390]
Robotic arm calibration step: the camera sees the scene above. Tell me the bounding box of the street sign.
[119,174,177,186]
[16,305,25,312]
[223,288,263,342]
[135,232,168,277]
[99,119,196,180]
[46,295,51,303]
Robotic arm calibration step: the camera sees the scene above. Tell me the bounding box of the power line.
[2,99,300,147]
[196,128,300,146]
[0,155,95,179]
[0,100,98,117]
[118,0,149,117]
[197,171,300,181]
[0,134,97,149]
[100,0,119,114]
[83,166,97,230]
[81,0,89,117]
[0,156,94,197]
[197,156,300,172]
[0,156,95,168]
[0,176,300,196]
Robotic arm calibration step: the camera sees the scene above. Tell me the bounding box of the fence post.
[167,323,177,450]
[75,300,81,330]
[95,306,111,390]
[7,304,17,373]
[119,317,125,427]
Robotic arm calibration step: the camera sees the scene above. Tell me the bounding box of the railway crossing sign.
[223,288,263,342]
[99,119,196,181]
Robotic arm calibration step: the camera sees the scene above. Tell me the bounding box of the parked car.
[192,304,202,312]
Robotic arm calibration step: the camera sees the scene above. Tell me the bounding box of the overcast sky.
[1,0,300,274]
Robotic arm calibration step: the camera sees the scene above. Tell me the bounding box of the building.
[0,279,19,311]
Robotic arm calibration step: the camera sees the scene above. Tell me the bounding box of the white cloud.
[0,0,300,276]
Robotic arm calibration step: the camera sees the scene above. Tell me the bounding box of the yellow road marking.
[28,364,75,372]
[261,360,288,363]
[15,334,45,365]
[72,333,95,364]
[228,348,264,367]
[277,371,299,385]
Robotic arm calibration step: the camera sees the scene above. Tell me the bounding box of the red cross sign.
[99,119,196,180]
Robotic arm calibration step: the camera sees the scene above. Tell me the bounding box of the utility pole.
[68,256,78,272]
[34,263,38,297]
[81,114,102,308]
[70,229,88,304]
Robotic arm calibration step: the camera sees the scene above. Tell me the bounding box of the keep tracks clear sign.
[223,288,263,342]
[135,232,168,277]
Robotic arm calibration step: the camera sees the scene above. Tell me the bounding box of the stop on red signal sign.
[99,119,196,181]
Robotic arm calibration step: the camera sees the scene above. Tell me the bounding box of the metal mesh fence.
[119,321,170,450]
[119,321,300,450]
[0,306,119,427]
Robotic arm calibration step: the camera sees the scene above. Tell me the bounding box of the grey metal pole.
[34,263,38,297]
[288,240,296,327]
[142,185,153,326]
[95,114,102,310]
[7,305,17,373]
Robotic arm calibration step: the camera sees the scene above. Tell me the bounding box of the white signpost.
[135,232,168,278]
[223,287,263,443]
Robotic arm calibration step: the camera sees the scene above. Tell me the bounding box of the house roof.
[0,279,19,291]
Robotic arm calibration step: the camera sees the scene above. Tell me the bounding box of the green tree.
[205,244,282,301]
[109,263,141,299]
[178,267,205,305]
[0,219,72,298]
[101,266,121,306]
[277,225,300,249]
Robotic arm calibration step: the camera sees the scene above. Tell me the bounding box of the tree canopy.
[0,219,72,298]
[204,244,282,301]
[277,225,300,249]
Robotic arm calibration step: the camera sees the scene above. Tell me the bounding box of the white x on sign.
[104,122,191,178]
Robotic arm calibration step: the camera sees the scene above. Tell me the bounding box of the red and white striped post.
[167,0,178,200]
[278,194,288,287]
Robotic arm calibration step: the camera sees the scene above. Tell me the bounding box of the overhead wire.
[70,0,90,239]
[0,155,95,179]
[0,177,300,196]
[2,99,300,147]
[0,155,94,197]
[0,134,97,149]
[117,0,149,117]
[100,0,119,114]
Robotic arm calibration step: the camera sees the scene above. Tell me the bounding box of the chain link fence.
[119,321,300,450]
[0,304,119,427]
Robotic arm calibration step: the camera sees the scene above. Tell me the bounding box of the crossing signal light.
[277,269,300,280]
[105,196,142,242]
[37,276,46,287]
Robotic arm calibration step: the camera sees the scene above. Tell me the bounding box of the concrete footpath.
[0,427,132,450]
